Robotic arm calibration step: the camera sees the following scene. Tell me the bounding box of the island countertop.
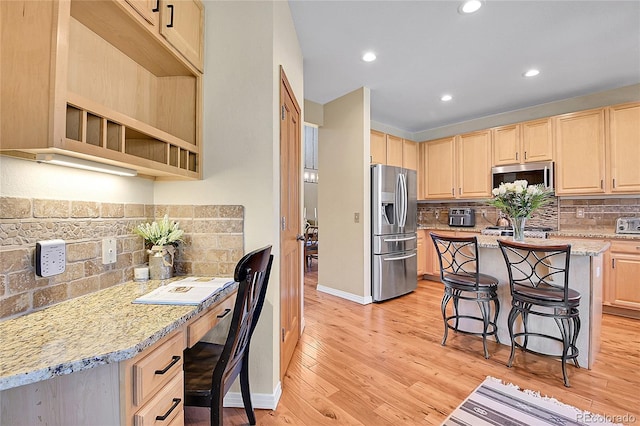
[473,235,611,256]
[0,277,237,391]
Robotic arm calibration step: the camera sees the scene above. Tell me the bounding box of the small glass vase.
[511,217,526,242]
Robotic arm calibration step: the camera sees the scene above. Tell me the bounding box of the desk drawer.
[187,293,235,347]
[134,372,184,426]
[133,330,184,406]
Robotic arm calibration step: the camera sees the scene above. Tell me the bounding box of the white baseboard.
[223,381,282,410]
[316,284,373,305]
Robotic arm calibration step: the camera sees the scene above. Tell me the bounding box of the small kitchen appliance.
[616,217,640,234]
[449,208,475,227]
[492,161,554,192]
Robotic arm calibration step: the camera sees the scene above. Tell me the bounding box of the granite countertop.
[0,277,237,392]
[418,224,640,240]
[474,235,610,256]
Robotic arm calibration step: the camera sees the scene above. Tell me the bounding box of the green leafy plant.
[487,180,553,219]
[133,215,184,247]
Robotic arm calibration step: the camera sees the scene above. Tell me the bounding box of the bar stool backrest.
[498,240,572,303]
[430,233,480,289]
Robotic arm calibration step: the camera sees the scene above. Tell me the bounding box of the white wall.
[0,155,154,203]
[317,87,371,301]
[153,0,303,400]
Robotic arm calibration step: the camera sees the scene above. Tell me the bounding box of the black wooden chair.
[183,245,273,425]
[498,240,580,387]
[304,225,318,271]
[430,232,500,359]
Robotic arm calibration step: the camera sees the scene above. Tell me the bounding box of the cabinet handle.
[156,398,181,421]
[612,259,615,268]
[451,188,454,196]
[155,355,180,375]
[613,178,616,188]
[166,4,174,28]
[600,179,604,189]
[152,0,159,12]
[217,308,231,318]
[524,151,527,160]
[458,187,461,195]
[515,152,518,161]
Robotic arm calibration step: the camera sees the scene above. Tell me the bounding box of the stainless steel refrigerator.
[371,164,417,302]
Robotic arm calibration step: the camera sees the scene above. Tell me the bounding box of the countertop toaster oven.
[616,217,640,234]
[449,208,476,227]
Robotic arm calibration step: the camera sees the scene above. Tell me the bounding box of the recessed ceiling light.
[523,69,540,77]
[459,0,482,14]
[362,52,376,62]
[441,94,453,102]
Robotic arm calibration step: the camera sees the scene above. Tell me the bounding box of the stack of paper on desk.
[133,277,234,305]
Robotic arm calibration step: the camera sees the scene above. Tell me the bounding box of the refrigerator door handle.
[382,236,417,242]
[383,252,417,261]
[395,173,402,226]
[401,173,408,228]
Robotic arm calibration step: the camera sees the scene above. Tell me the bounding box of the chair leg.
[452,290,460,331]
[210,387,224,426]
[572,313,581,368]
[441,291,452,346]
[506,307,519,368]
[493,295,500,344]
[240,355,256,425]
[478,299,491,359]
[556,317,572,387]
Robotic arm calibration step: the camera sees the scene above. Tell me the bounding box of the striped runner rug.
[443,377,620,426]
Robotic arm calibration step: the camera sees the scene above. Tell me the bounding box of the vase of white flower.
[487,180,553,242]
[133,215,184,280]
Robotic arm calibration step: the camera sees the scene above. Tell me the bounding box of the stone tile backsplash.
[418,197,639,233]
[0,197,244,321]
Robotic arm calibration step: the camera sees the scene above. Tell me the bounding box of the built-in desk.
[0,277,237,425]
[452,235,609,369]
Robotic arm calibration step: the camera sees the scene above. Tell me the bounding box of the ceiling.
[289,0,640,134]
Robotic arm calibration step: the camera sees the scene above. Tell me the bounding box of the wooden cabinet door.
[522,118,553,163]
[609,253,640,311]
[386,134,403,167]
[402,139,418,170]
[424,137,455,199]
[458,130,492,198]
[417,230,426,277]
[608,103,640,193]
[370,130,386,164]
[125,0,159,25]
[555,109,606,195]
[160,0,204,71]
[492,124,519,166]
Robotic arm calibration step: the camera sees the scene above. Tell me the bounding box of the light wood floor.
[186,265,640,425]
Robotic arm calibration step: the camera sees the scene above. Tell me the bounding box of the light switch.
[354,212,360,223]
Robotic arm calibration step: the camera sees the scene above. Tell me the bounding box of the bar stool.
[430,233,500,359]
[498,240,580,387]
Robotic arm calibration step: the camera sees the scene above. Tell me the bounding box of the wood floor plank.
[188,270,640,425]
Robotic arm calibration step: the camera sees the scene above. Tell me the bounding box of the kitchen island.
[0,277,237,425]
[440,235,609,369]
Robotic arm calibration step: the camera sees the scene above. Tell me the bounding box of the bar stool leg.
[478,299,491,359]
[507,307,519,368]
[441,291,452,345]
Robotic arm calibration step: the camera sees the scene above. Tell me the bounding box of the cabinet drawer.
[134,372,184,426]
[133,330,184,406]
[187,293,235,347]
[610,240,640,254]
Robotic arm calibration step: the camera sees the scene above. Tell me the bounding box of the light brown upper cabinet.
[402,139,418,170]
[386,134,404,167]
[608,102,640,193]
[492,118,553,166]
[457,130,492,198]
[421,131,491,200]
[370,130,387,164]
[555,108,606,195]
[159,0,204,72]
[370,130,417,170]
[422,137,456,199]
[1,0,203,180]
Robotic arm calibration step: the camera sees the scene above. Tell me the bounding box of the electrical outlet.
[102,238,117,265]
[576,208,585,219]
[36,239,66,277]
[435,210,440,219]
[480,209,487,217]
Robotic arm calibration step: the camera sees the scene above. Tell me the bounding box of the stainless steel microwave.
[491,161,554,192]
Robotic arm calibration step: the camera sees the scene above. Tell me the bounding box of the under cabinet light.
[35,154,138,177]
[459,0,482,14]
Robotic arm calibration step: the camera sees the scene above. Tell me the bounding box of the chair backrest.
[215,245,273,395]
[430,232,480,287]
[498,240,572,302]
